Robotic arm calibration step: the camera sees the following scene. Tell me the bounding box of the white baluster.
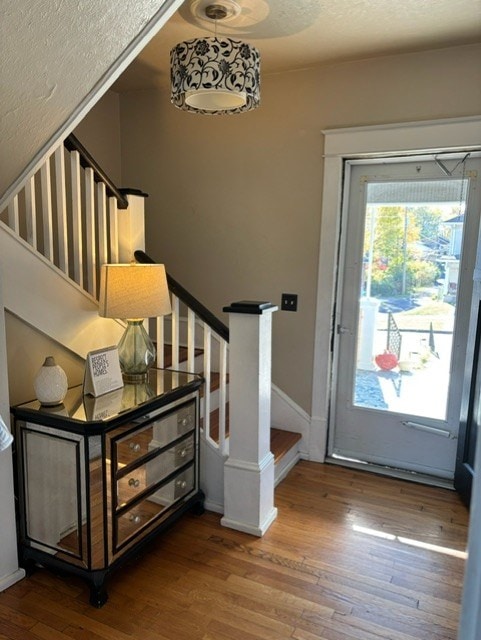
[156,316,165,369]
[70,150,83,287]
[40,160,54,262]
[54,146,69,274]
[187,308,195,372]
[24,176,37,249]
[171,295,180,370]
[203,323,211,440]
[219,337,228,455]
[7,194,19,234]
[84,167,96,297]
[109,196,119,263]
[97,182,108,270]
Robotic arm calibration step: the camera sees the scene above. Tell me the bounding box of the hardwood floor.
[0,461,469,639]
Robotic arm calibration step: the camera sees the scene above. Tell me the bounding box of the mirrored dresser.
[12,368,204,606]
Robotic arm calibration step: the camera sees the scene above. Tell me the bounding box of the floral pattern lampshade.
[170,37,260,114]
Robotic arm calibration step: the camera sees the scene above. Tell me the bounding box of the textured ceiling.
[114,0,481,92]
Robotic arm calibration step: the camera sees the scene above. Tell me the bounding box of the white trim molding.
[221,453,278,536]
[0,569,26,593]
[322,115,481,158]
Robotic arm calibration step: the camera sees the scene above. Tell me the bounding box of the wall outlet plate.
[281,293,298,311]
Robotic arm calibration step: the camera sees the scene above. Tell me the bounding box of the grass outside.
[376,298,455,332]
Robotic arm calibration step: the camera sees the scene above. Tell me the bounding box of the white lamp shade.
[99,264,171,319]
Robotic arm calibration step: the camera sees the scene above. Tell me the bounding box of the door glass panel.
[354,178,468,420]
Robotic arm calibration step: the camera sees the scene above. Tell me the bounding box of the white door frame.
[309,115,481,640]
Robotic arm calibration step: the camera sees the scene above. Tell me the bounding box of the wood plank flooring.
[0,461,469,640]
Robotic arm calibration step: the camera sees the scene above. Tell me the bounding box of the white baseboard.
[203,499,224,514]
[0,568,26,592]
[221,506,278,537]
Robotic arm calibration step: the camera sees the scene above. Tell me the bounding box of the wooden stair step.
[202,407,300,466]
[270,428,302,464]
[200,371,230,397]
[161,344,203,368]
[202,405,230,442]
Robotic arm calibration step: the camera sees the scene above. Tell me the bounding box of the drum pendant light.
[170,2,260,115]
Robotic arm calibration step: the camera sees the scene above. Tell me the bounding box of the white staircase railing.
[0,135,230,460]
[135,250,229,457]
[1,130,304,522]
[1,134,127,299]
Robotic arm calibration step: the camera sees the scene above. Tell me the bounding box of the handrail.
[64,134,129,209]
[134,249,230,342]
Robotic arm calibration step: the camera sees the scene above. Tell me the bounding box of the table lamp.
[99,263,171,382]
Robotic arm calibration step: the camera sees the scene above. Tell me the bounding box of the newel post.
[221,300,278,536]
[117,189,148,263]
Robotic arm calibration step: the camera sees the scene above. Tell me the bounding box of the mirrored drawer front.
[116,434,195,507]
[150,402,195,447]
[114,400,195,471]
[115,465,195,549]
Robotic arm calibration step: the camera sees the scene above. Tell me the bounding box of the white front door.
[330,154,481,480]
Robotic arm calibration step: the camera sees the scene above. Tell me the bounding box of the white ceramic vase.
[34,356,68,406]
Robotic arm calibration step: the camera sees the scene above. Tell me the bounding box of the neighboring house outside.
[439,214,464,302]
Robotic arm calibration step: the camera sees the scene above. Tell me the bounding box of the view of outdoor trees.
[354,193,465,421]
[363,205,451,299]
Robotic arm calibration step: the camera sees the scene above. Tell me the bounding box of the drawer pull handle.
[129,442,141,452]
[129,514,141,524]
[179,415,192,427]
[176,479,187,489]
[179,448,187,458]
[128,478,140,488]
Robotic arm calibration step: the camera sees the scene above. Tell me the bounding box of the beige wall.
[70,45,481,415]
[74,91,122,186]
[117,43,481,413]
[6,313,85,407]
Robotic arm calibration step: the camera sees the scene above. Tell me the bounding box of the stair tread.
[200,371,230,397]
[270,428,302,464]
[202,405,230,441]
[162,344,203,368]
[203,408,300,465]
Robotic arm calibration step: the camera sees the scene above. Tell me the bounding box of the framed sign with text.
[84,346,123,397]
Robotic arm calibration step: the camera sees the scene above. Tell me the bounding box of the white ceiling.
[114,0,481,92]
